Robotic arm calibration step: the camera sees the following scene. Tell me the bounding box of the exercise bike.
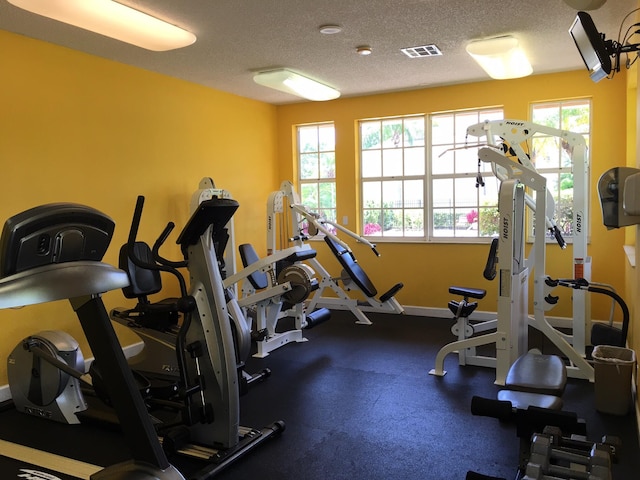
[0,202,185,479]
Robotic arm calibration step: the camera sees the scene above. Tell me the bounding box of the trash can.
[592,345,636,415]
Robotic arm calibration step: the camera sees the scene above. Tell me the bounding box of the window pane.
[362,150,382,177]
[561,102,590,132]
[432,178,453,208]
[361,121,381,149]
[404,179,424,208]
[382,119,403,148]
[455,177,478,207]
[478,207,500,236]
[363,181,381,208]
[318,182,336,210]
[455,148,479,174]
[455,112,480,143]
[300,153,318,179]
[363,211,383,236]
[320,152,335,179]
[382,148,403,176]
[299,126,318,152]
[532,105,559,128]
[382,180,403,208]
[432,115,454,145]
[382,209,403,235]
[456,208,480,237]
[318,124,335,150]
[405,147,425,175]
[404,117,425,147]
[532,136,561,169]
[301,182,318,208]
[404,209,424,236]
[432,146,454,174]
[433,208,454,237]
[479,175,499,205]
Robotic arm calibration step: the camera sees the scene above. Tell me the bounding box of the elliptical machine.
[113,195,284,477]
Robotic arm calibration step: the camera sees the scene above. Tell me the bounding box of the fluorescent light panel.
[253,69,340,101]
[466,36,532,80]
[8,0,196,51]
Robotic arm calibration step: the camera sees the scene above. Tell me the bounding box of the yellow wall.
[629,23,640,416]
[275,71,628,322]
[0,29,634,391]
[0,31,279,383]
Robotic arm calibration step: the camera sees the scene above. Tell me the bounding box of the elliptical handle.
[127,195,146,246]
[152,222,188,269]
[125,196,189,296]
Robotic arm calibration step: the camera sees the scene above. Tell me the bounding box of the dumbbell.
[540,426,620,463]
[525,433,611,480]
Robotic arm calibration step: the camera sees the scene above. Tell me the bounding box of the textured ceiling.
[0,0,636,104]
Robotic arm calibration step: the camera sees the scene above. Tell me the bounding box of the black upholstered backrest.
[119,242,163,299]
[238,243,269,290]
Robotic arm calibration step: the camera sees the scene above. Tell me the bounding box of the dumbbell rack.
[523,426,618,480]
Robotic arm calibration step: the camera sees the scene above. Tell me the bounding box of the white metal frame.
[267,180,405,325]
[430,120,593,383]
[192,177,318,358]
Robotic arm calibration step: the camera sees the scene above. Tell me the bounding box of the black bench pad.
[449,286,486,299]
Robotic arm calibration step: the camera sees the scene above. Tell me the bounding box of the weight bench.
[323,235,403,302]
[497,352,567,410]
[304,235,404,325]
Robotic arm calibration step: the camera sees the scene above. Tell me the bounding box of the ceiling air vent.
[401,44,443,58]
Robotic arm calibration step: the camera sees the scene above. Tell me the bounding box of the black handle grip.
[551,225,566,249]
[483,238,499,281]
[470,395,513,421]
[466,472,506,480]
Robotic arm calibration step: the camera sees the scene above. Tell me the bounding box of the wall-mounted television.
[569,11,612,82]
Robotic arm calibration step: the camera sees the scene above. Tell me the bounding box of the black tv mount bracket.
[606,36,640,72]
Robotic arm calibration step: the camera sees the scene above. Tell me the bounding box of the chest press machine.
[267,180,405,326]
[192,178,331,359]
[430,119,596,384]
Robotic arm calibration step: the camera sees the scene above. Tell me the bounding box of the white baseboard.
[329,303,581,330]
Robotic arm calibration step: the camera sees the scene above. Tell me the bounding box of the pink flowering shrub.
[363,223,382,235]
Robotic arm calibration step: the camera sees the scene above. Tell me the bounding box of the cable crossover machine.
[430,119,608,384]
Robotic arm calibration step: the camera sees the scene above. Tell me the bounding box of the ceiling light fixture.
[253,69,340,101]
[319,24,342,35]
[563,0,607,10]
[356,46,372,56]
[7,0,196,51]
[465,35,532,80]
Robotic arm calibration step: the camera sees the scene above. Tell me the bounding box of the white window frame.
[428,108,504,243]
[360,115,426,240]
[296,123,337,227]
[528,99,591,244]
[358,108,504,243]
